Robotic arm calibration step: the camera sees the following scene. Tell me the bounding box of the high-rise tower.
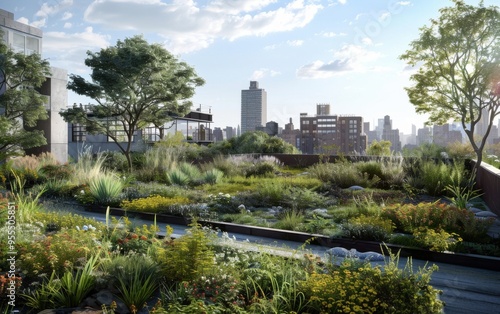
[241,81,267,134]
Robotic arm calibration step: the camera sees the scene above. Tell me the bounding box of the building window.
[72,124,86,142]
[12,32,40,55]
[107,119,131,142]
[26,37,39,55]
[302,120,310,125]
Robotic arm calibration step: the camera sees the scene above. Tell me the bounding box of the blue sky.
[2,0,496,134]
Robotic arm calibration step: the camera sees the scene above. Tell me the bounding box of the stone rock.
[311,208,332,218]
[468,207,483,213]
[312,208,327,214]
[358,251,385,261]
[95,290,129,314]
[96,290,113,305]
[326,247,384,261]
[347,185,364,191]
[326,247,358,258]
[71,309,102,314]
[475,211,498,218]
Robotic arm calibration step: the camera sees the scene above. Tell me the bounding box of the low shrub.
[254,181,329,210]
[307,161,380,188]
[221,212,259,225]
[32,211,104,232]
[206,193,238,213]
[17,229,101,277]
[382,202,494,242]
[182,273,242,308]
[121,195,194,215]
[157,221,217,282]
[101,151,129,172]
[274,210,305,231]
[412,227,462,252]
[300,252,443,314]
[244,162,276,178]
[341,215,394,242]
[39,164,72,181]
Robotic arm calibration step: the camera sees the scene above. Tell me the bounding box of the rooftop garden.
[0,137,499,313]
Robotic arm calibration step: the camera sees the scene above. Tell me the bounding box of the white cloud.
[31,18,47,29]
[320,31,347,37]
[206,0,278,14]
[84,0,323,54]
[287,40,304,47]
[62,12,73,21]
[338,0,347,4]
[397,1,411,6]
[34,0,74,27]
[297,44,381,78]
[16,17,29,25]
[251,68,281,80]
[63,22,72,29]
[43,27,110,73]
[264,44,278,50]
[361,37,373,45]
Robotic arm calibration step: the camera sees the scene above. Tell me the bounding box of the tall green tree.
[60,35,205,170]
[366,140,392,156]
[400,0,500,174]
[0,38,51,162]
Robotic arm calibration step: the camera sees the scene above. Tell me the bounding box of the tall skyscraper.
[241,81,267,134]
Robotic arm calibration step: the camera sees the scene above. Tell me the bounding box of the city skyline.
[2,0,497,134]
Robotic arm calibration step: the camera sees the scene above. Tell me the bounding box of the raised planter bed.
[85,206,500,271]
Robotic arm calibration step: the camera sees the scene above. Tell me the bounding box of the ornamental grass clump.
[71,146,107,186]
[166,168,191,186]
[22,255,98,310]
[103,254,160,313]
[89,173,123,205]
[420,160,453,196]
[202,168,224,185]
[273,209,305,231]
[241,252,310,314]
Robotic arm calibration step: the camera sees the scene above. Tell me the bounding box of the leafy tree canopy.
[0,37,51,162]
[400,0,500,171]
[366,140,392,156]
[60,35,205,170]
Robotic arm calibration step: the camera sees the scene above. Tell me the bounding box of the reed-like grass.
[10,171,46,223]
[71,146,107,186]
[89,174,123,205]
